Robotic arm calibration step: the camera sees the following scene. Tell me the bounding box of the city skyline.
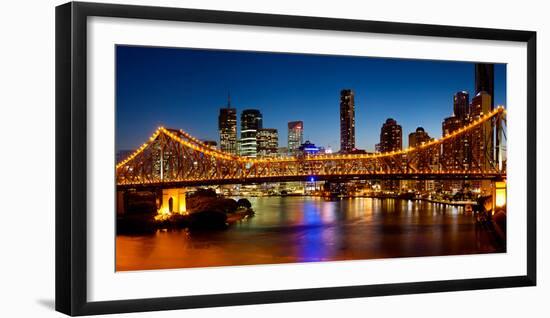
[116,45,506,153]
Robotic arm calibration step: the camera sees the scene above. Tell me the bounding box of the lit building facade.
[218,102,237,155]
[408,127,433,169]
[287,121,303,155]
[379,118,402,152]
[453,91,470,120]
[257,128,279,157]
[440,91,475,172]
[240,109,263,158]
[408,127,435,192]
[408,127,430,148]
[298,140,320,155]
[475,63,495,168]
[441,115,464,171]
[439,90,477,192]
[470,91,493,171]
[466,91,494,195]
[379,118,402,191]
[340,89,355,153]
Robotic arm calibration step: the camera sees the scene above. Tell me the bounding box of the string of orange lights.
[116,106,505,170]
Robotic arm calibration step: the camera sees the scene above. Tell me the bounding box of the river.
[116,197,504,271]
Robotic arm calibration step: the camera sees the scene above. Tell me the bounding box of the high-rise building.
[408,127,434,192]
[462,91,494,195]
[408,127,431,148]
[470,91,493,171]
[441,90,479,193]
[475,63,494,110]
[475,63,495,167]
[240,109,263,158]
[441,116,464,171]
[453,91,470,120]
[408,126,433,168]
[340,89,355,153]
[440,115,465,193]
[379,118,402,192]
[287,121,303,155]
[440,91,475,179]
[379,118,402,152]
[257,128,278,157]
[218,97,237,155]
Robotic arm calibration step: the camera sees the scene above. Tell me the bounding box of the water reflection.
[116,197,503,271]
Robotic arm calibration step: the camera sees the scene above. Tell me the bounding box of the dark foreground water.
[116,197,504,271]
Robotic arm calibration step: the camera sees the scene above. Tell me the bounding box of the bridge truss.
[116,107,506,188]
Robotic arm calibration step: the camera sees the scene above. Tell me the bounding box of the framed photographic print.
[55,1,536,316]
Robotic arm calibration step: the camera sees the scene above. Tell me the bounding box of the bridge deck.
[117,172,505,189]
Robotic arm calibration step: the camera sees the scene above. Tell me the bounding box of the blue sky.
[116,45,506,152]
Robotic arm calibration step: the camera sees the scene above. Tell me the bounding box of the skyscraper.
[470,91,493,171]
[453,91,470,120]
[475,63,495,167]
[379,118,402,191]
[379,118,402,152]
[340,89,355,153]
[408,127,434,192]
[240,109,263,158]
[470,91,494,195]
[257,128,278,157]
[408,127,430,147]
[441,91,473,173]
[287,121,303,155]
[475,63,494,110]
[218,97,237,155]
[441,116,464,171]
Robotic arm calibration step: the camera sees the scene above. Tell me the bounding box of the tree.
[237,198,252,209]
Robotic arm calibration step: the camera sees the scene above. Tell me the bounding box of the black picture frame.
[55,1,537,316]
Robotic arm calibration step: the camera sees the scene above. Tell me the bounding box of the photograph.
[114,45,508,272]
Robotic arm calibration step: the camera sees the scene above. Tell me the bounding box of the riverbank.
[117,207,254,234]
[412,198,477,206]
[230,193,479,206]
[117,192,254,233]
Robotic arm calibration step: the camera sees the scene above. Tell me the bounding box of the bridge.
[116,107,506,190]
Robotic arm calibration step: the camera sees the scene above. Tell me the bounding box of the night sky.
[116,45,506,153]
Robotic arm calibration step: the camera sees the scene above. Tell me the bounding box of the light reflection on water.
[116,197,502,271]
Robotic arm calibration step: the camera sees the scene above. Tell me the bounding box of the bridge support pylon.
[116,190,128,215]
[158,188,187,215]
[491,180,507,215]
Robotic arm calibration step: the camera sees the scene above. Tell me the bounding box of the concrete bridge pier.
[492,180,507,214]
[158,188,187,215]
[116,190,128,215]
